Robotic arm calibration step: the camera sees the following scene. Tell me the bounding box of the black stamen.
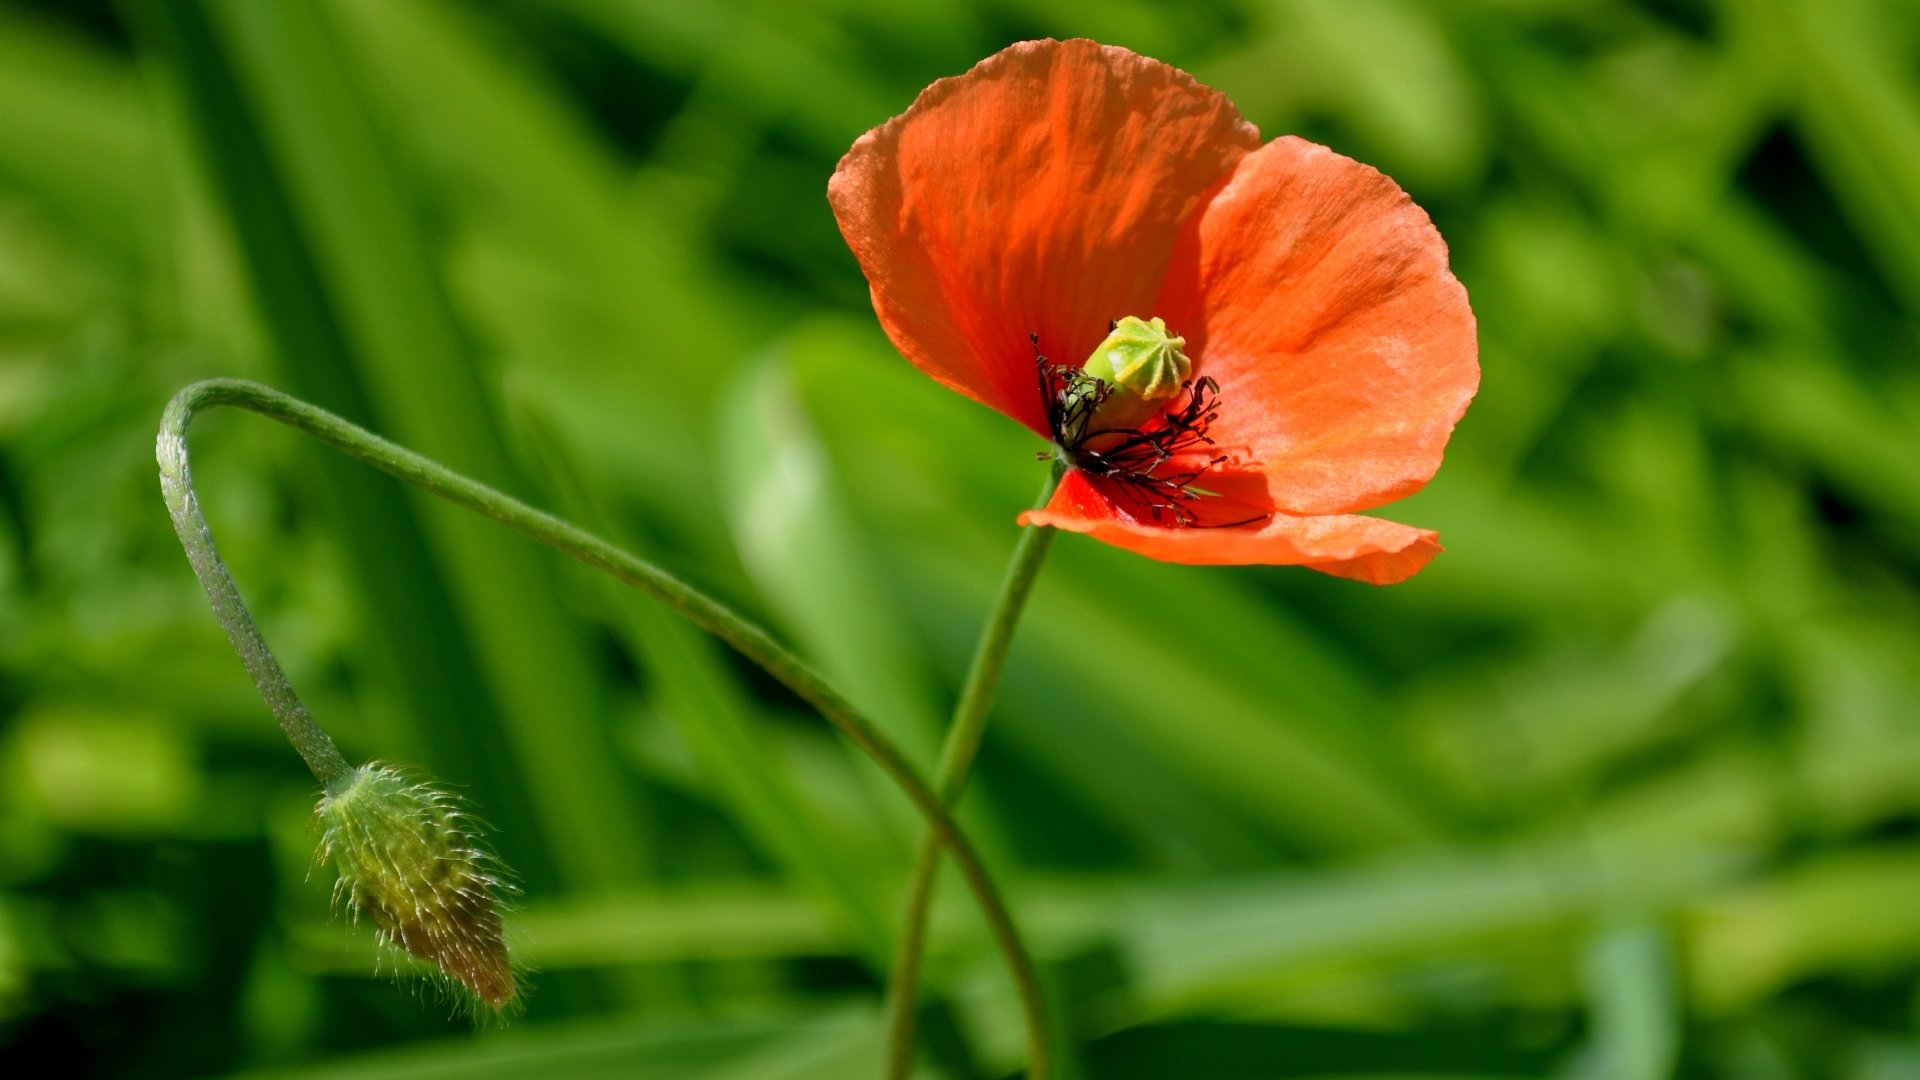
[1033,338,1270,529]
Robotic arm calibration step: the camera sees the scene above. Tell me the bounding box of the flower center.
[1034,319,1254,527]
[1082,315,1190,402]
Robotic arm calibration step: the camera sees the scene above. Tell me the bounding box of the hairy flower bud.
[1082,316,1191,402]
[315,764,517,1012]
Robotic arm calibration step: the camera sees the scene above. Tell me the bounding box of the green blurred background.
[2,0,1919,1076]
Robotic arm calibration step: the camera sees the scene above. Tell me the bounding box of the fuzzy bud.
[315,764,517,1012]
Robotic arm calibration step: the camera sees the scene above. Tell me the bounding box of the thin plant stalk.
[884,468,1061,1079]
[158,420,352,788]
[157,378,1052,1078]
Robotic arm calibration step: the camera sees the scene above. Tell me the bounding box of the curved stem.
[158,408,351,787]
[884,467,1061,1079]
[157,379,1052,1078]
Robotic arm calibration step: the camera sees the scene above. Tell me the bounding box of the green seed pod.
[314,764,517,1012]
[1081,316,1191,402]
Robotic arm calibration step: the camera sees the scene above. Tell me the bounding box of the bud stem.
[156,379,1053,1076]
[157,404,350,787]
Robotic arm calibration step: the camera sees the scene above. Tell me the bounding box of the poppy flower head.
[831,40,1478,584]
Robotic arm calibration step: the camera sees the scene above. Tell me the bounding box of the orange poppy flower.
[830,40,1477,584]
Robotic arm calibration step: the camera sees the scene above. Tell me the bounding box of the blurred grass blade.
[140,0,650,897]
[512,400,895,961]
[717,357,950,840]
[540,0,895,158]
[1747,0,1920,317]
[129,0,547,867]
[1571,920,1679,1080]
[1111,846,1737,1020]
[1686,848,1920,1015]
[1731,348,1920,530]
[611,600,897,958]
[0,8,158,266]
[230,1008,877,1080]
[718,356,945,758]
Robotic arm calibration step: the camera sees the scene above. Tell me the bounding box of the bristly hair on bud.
[314,763,520,1017]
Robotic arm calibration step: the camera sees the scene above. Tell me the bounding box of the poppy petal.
[830,39,1262,435]
[1019,469,1441,584]
[1153,136,1479,515]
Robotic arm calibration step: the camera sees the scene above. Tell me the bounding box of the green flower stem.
[157,400,352,788]
[156,378,1052,1077]
[884,467,1061,1080]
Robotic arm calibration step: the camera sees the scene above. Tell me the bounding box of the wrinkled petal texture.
[830,39,1261,435]
[1021,470,1440,584]
[1154,136,1479,515]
